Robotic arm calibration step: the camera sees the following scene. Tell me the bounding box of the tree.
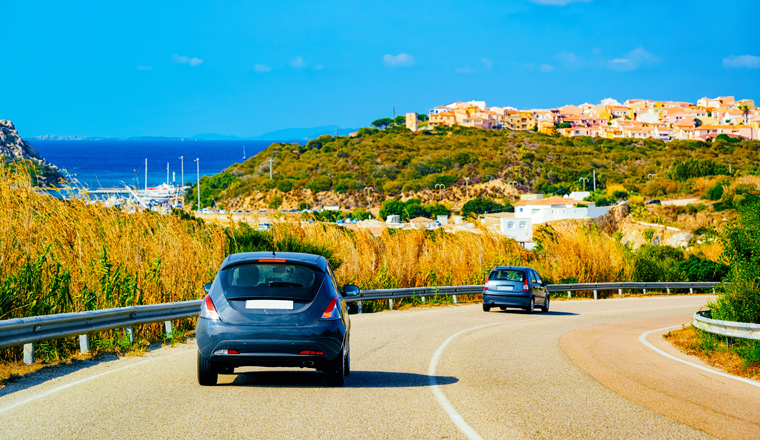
[738,104,751,125]
[393,115,406,126]
[371,118,394,129]
[461,198,512,218]
[417,113,429,122]
[694,118,703,127]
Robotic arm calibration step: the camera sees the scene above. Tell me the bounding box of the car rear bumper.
[196,318,346,367]
[482,292,532,308]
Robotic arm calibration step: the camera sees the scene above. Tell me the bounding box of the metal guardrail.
[692,310,760,340]
[0,282,719,364]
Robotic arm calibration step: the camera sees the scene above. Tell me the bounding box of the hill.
[0,120,64,186]
[190,126,760,212]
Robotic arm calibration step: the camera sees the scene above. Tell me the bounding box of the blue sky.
[3,0,759,138]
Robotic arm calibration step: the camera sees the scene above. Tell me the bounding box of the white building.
[513,194,612,226]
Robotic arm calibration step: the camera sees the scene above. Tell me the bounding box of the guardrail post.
[667,288,671,294]
[357,301,363,314]
[689,288,693,294]
[618,288,622,297]
[125,326,135,344]
[23,343,34,365]
[388,299,393,310]
[452,295,457,304]
[567,291,571,298]
[79,334,90,354]
[593,290,598,300]
[164,321,173,337]
[643,288,647,295]
[421,296,426,303]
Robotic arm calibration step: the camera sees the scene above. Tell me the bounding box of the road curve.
[0,295,746,440]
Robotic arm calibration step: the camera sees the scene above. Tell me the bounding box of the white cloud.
[455,66,475,74]
[136,65,153,71]
[173,54,203,66]
[557,52,584,69]
[539,64,554,73]
[289,56,305,68]
[383,53,414,67]
[481,58,493,70]
[529,0,593,5]
[607,47,660,71]
[723,55,760,69]
[254,64,271,73]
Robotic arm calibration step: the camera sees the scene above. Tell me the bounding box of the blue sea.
[32,140,282,189]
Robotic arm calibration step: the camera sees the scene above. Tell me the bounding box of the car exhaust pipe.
[303,360,315,367]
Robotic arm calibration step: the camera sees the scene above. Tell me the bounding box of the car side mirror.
[342,284,360,297]
[204,283,212,294]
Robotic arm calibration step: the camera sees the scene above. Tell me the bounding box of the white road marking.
[639,326,760,389]
[428,318,545,440]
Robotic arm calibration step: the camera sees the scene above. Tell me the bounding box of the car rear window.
[219,263,324,301]
[489,269,525,282]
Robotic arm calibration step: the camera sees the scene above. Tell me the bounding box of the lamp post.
[647,173,656,180]
[363,187,373,206]
[268,157,275,179]
[435,183,445,201]
[195,158,200,210]
[579,177,589,191]
[463,177,470,200]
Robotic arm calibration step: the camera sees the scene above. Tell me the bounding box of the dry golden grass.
[665,326,760,380]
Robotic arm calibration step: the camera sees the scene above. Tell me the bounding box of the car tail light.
[258,259,286,263]
[214,349,239,355]
[299,350,325,355]
[200,295,219,320]
[321,298,340,320]
[484,276,489,290]
[523,279,529,293]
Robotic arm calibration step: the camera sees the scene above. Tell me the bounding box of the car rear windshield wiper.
[268,281,304,287]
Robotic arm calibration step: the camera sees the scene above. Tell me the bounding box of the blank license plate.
[496,285,514,291]
[246,300,294,310]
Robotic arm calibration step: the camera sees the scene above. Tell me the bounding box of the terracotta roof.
[409,217,433,222]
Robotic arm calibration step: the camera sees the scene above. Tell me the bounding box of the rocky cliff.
[0,120,64,186]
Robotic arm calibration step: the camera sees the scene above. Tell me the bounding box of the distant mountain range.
[31,125,359,142]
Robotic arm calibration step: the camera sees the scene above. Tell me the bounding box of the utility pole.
[464,177,470,200]
[268,157,275,179]
[195,158,200,210]
[392,106,396,119]
[593,169,596,192]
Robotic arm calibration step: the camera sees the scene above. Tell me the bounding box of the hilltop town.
[403,96,757,141]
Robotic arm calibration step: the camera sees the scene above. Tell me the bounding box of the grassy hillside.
[189,126,760,210]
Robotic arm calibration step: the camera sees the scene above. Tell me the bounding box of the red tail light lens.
[523,280,529,293]
[200,295,219,320]
[299,350,325,355]
[321,298,340,320]
[258,259,286,263]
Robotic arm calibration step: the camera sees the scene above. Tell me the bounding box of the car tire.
[326,350,345,387]
[524,298,534,314]
[197,351,218,386]
[483,303,491,312]
[499,306,507,311]
[542,295,550,313]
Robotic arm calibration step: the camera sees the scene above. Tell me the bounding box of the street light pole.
[268,158,275,179]
[435,183,445,201]
[363,187,373,207]
[463,177,470,200]
[195,158,200,210]
[593,169,596,192]
[579,177,589,191]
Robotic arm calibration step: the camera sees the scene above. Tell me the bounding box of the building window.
[519,222,526,228]
[507,221,515,229]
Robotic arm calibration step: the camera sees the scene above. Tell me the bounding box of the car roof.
[221,252,327,271]
[490,266,532,272]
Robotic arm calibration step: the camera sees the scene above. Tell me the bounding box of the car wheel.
[482,303,491,312]
[524,298,534,314]
[542,295,550,313]
[326,350,346,387]
[197,351,218,386]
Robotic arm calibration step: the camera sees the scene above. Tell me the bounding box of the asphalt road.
[1,295,754,440]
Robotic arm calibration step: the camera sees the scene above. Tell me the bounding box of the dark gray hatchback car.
[482,266,549,313]
[196,252,359,386]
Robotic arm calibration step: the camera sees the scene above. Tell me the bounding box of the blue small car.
[482,266,550,313]
[196,252,359,386]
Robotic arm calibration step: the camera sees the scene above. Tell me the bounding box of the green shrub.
[631,245,685,282]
